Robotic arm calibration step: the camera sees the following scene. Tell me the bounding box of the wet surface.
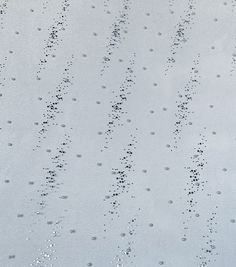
[0,0,236,266]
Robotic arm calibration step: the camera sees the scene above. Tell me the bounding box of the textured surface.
[0,0,236,266]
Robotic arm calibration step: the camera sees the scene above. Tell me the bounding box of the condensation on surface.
[0,0,236,266]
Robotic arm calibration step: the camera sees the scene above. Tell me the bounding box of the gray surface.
[0,0,236,266]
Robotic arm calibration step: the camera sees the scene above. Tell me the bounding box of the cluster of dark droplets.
[36,0,71,79]
[103,55,136,151]
[101,0,131,74]
[173,55,200,149]
[165,0,197,73]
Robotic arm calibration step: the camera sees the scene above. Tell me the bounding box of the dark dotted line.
[101,0,131,75]
[182,133,208,239]
[30,132,72,266]
[36,0,71,79]
[38,135,71,208]
[172,55,200,149]
[103,133,138,223]
[34,56,74,150]
[165,0,197,73]
[30,54,74,265]
[196,209,219,267]
[102,54,136,151]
